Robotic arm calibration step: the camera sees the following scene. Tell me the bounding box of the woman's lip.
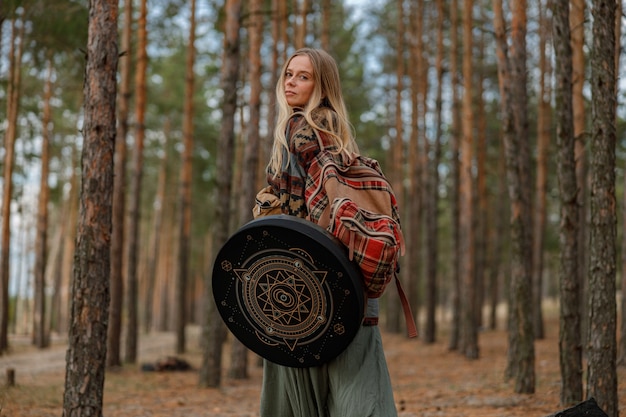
[286,91,295,95]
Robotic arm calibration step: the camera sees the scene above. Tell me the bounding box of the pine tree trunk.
[587,1,618,415]
[0,16,23,354]
[459,0,477,360]
[507,0,535,394]
[447,0,462,352]
[199,0,241,388]
[229,0,263,379]
[570,0,588,345]
[144,121,170,333]
[62,0,117,414]
[33,58,53,349]
[532,0,552,341]
[125,0,148,364]
[385,0,405,335]
[175,0,196,356]
[107,0,132,368]
[553,0,583,406]
[407,0,423,340]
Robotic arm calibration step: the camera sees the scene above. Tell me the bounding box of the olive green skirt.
[259,323,398,417]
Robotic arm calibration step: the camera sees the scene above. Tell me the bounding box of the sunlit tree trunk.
[199,0,241,388]
[107,0,132,368]
[586,1,618,415]
[0,16,23,354]
[62,0,117,413]
[33,58,53,349]
[125,0,148,364]
[553,0,582,406]
[229,0,263,379]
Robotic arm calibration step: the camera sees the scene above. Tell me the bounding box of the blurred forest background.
[1,0,626,414]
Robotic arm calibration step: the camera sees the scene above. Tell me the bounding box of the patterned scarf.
[267,112,338,218]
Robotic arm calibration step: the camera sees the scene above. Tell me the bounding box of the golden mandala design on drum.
[234,250,330,350]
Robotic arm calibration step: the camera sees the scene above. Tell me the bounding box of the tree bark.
[199,0,241,388]
[552,0,583,406]
[447,0,462,352]
[385,0,405,335]
[586,1,618,415]
[33,58,53,349]
[407,0,422,341]
[507,0,535,394]
[532,0,552,342]
[570,0,588,344]
[175,0,196,356]
[229,0,263,379]
[0,16,23,355]
[107,0,132,368]
[62,0,118,414]
[459,0,477,360]
[125,0,148,364]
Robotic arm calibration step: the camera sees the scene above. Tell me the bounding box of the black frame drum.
[212,215,365,368]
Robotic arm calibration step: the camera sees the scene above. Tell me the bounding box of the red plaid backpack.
[306,147,417,338]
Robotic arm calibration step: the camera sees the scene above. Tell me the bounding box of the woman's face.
[284,55,315,108]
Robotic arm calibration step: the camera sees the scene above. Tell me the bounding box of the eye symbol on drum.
[273,289,295,308]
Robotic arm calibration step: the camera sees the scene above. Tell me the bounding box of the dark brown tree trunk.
[459,0,477,360]
[33,58,53,349]
[586,1,618,416]
[175,0,196,356]
[125,0,147,364]
[532,0,551,342]
[552,0,583,406]
[493,0,535,391]
[229,0,263,379]
[107,0,132,368]
[61,0,118,414]
[507,0,535,394]
[199,0,241,388]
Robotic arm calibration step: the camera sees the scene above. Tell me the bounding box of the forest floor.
[0,309,625,417]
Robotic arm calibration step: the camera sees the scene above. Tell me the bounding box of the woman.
[260,47,398,417]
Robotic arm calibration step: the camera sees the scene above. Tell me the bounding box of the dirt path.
[1,322,624,417]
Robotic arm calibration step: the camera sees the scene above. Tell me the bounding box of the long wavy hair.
[268,48,358,176]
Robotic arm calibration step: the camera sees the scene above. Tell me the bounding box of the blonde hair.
[268,48,358,176]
